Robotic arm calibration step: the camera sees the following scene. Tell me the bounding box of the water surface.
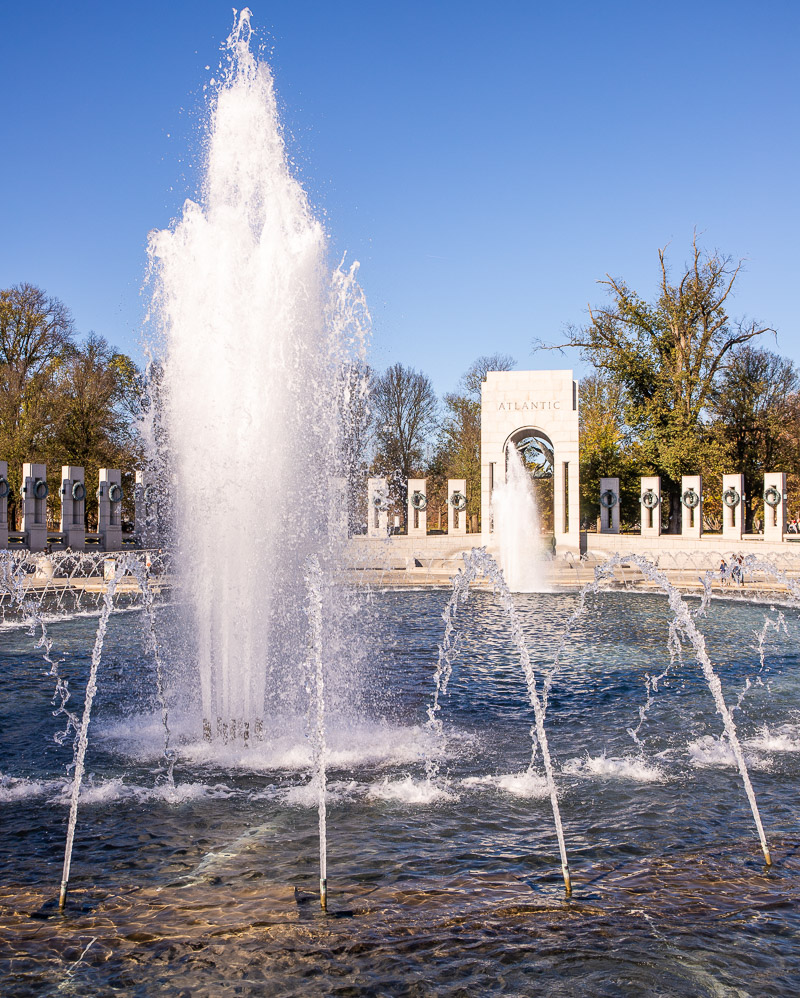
[1,589,799,996]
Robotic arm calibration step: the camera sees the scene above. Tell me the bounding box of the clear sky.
[1,1,797,396]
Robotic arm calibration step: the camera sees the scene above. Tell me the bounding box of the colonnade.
[0,461,159,551]
[598,473,790,542]
[366,477,469,537]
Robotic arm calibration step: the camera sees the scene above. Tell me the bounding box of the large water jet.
[490,443,549,592]
[147,9,369,740]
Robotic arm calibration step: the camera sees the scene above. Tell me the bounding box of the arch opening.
[504,427,554,534]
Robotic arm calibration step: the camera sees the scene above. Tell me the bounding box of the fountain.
[490,442,549,592]
[1,11,800,995]
[146,7,370,743]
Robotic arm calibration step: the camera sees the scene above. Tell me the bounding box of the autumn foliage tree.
[578,371,642,528]
[543,236,773,530]
[0,284,144,528]
[708,346,800,530]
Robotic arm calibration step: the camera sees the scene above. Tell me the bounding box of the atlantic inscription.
[497,401,561,411]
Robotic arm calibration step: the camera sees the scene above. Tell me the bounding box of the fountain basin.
[2,589,800,994]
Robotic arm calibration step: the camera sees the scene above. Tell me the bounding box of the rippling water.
[2,589,799,996]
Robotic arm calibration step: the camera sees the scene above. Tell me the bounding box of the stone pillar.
[134,471,150,548]
[98,468,123,551]
[599,477,620,534]
[135,471,164,548]
[567,459,580,550]
[763,472,787,543]
[59,466,86,550]
[328,476,349,540]
[681,475,703,538]
[448,479,467,536]
[0,460,8,549]
[407,478,427,537]
[553,460,566,539]
[722,473,745,541]
[640,476,661,537]
[553,460,580,550]
[367,478,389,538]
[21,462,49,552]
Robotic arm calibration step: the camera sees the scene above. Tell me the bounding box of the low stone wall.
[347,534,478,570]
[583,531,800,568]
[346,531,800,581]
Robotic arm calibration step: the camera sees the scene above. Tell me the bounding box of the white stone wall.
[481,370,579,552]
[584,531,800,565]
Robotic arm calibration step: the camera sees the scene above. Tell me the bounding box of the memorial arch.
[481,370,580,552]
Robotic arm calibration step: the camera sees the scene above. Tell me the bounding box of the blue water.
[1,589,799,996]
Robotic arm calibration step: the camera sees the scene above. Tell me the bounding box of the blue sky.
[1,1,797,396]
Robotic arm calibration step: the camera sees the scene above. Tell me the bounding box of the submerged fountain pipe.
[59,558,124,911]
[598,553,772,867]
[428,548,572,896]
[304,556,328,909]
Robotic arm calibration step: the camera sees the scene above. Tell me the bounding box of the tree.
[708,346,800,530]
[435,354,516,527]
[459,353,516,402]
[371,363,439,520]
[0,284,144,529]
[541,236,773,529]
[578,372,641,528]
[54,334,142,460]
[52,334,144,527]
[437,392,481,524]
[0,284,76,524]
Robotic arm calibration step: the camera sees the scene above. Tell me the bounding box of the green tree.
[578,372,641,529]
[708,346,799,531]
[542,236,773,529]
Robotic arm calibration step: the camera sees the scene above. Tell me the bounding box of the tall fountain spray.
[147,10,369,739]
[491,444,549,592]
